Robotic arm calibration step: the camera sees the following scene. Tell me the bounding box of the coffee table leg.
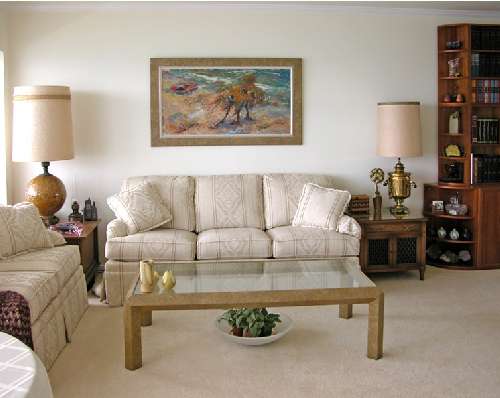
[367,292,384,359]
[142,310,152,327]
[124,305,142,370]
[339,304,353,319]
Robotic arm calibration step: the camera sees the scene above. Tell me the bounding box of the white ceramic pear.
[162,270,176,290]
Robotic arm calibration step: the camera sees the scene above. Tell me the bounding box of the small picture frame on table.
[431,200,444,213]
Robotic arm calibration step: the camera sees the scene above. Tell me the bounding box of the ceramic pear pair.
[139,260,176,293]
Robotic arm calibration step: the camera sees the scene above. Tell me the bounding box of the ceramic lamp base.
[26,162,66,225]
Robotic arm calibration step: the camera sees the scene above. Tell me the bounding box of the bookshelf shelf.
[439,76,466,80]
[439,103,466,107]
[438,156,466,161]
[429,238,476,244]
[423,211,473,220]
[426,24,500,270]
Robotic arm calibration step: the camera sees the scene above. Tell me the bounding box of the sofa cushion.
[195,175,265,233]
[197,228,272,260]
[0,203,53,259]
[107,182,172,235]
[292,183,351,230]
[267,226,359,258]
[263,174,336,229]
[105,229,196,261]
[0,245,82,323]
[122,176,196,232]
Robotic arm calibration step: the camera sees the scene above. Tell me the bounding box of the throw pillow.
[47,230,67,246]
[292,183,351,230]
[107,182,172,235]
[0,203,54,258]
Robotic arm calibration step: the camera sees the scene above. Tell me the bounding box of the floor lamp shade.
[377,102,422,158]
[12,86,74,224]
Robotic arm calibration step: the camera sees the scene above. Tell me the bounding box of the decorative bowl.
[215,314,293,346]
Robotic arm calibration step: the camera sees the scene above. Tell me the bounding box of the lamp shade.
[377,101,422,158]
[12,86,74,162]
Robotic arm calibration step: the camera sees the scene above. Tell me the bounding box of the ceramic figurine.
[462,227,472,241]
[456,94,464,103]
[458,250,471,262]
[449,111,460,134]
[449,228,460,240]
[437,227,447,239]
[443,94,451,103]
[161,270,176,290]
[140,260,159,293]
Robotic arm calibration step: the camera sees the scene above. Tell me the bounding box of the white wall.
[0,10,7,204]
[5,4,500,255]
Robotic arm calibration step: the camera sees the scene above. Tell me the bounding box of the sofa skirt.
[31,268,88,369]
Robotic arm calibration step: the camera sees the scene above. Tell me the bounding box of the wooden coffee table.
[124,259,384,370]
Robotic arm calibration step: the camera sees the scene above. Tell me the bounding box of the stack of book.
[471,80,500,103]
[471,53,500,78]
[472,27,500,50]
[471,154,500,183]
[471,116,500,143]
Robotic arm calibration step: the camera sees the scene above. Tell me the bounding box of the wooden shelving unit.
[424,24,500,270]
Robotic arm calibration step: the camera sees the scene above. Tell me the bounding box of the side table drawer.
[364,223,420,234]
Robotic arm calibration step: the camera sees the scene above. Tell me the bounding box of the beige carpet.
[49,266,500,398]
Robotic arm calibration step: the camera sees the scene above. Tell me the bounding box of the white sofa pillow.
[263,174,335,229]
[0,203,54,258]
[107,182,172,235]
[292,183,351,230]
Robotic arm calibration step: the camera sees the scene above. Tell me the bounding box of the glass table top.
[133,259,375,296]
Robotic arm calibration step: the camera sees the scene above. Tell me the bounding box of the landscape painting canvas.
[151,58,302,146]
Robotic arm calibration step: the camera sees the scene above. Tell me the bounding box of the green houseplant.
[220,308,281,337]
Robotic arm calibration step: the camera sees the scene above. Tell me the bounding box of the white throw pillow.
[0,202,54,258]
[292,183,351,230]
[107,182,172,235]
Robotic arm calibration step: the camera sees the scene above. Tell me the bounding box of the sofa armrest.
[107,219,128,240]
[337,215,361,239]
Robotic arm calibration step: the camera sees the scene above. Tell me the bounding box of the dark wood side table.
[63,221,100,288]
[353,209,427,280]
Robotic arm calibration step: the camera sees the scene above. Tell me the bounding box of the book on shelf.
[470,54,500,78]
[471,154,500,183]
[471,116,500,144]
[472,79,500,104]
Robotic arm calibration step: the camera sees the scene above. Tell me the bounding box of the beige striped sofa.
[104,174,361,306]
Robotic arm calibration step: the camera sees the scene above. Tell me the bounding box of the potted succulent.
[220,308,281,338]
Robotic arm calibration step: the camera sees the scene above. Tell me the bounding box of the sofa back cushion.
[195,175,265,232]
[0,203,53,258]
[122,176,196,232]
[263,174,335,229]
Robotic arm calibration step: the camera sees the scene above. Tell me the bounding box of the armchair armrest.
[107,219,128,240]
[337,215,361,239]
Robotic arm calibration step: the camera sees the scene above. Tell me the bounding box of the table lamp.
[12,86,74,225]
[377,101,422,215]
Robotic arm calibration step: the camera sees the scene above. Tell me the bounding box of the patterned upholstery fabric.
[0,203,53,258]
[197,228,272,260]
[107,218,128,240]
[337,215,362,239]
[107,182,172,235]
[105,229,197,261]
[263,174,336,229]
[267,226,359,258]
[195,175,265,232]
[123,176,196,232]
[0,246,82,323]
[292,183,351,230]
[47,230,67,246]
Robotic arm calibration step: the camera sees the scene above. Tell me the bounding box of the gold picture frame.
[150,58,302,146]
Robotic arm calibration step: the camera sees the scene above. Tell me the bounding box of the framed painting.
[150,58,302,146]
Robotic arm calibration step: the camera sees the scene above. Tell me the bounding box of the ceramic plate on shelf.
[215,314,293,346]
